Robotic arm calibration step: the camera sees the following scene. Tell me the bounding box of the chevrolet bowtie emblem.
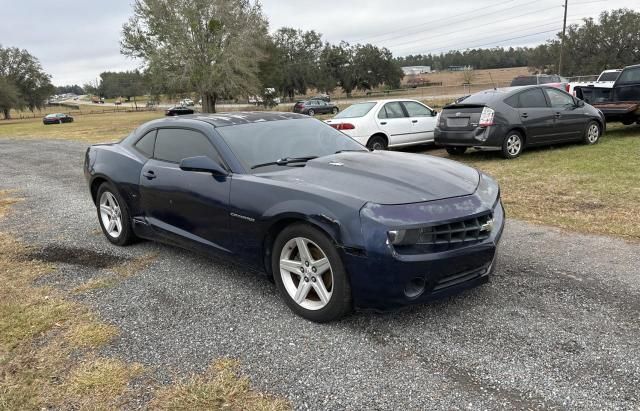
[480,219,494,233]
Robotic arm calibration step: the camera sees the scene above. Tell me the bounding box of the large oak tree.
[121,0,268,113]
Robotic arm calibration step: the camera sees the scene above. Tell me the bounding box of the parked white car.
[324,99,438,150]
[180,98,195,106]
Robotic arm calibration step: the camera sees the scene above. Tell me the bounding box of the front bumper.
[344,195,505,311]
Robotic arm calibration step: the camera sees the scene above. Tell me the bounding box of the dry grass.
[151,359,290,411]
[0,191,290,410]
[0,110,163,143]
[445,124,640,240]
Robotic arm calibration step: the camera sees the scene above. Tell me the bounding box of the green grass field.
[1,110,638,240]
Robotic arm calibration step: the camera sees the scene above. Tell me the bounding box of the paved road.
[1,139,639,410]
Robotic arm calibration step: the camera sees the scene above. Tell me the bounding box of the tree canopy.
[0,45,54,119]
[121,0,269,113]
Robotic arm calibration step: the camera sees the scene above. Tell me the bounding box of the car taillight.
[565,84,570,92]
[479,107,495,127]
[329,123,355,131]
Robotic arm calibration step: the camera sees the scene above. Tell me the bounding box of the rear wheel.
[332,107,339,115]
[583,121,601,145]
[445,146,467,156]
[501,131,523,159]
[272,224,352,322]
[307,109,315,116]
[96,183,136,246]
[367,135,388,150]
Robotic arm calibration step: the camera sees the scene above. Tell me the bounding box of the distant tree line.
[54,84,84,95]
[0,45,54,119]
[396,9,640,77]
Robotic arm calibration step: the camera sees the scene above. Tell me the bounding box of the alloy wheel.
[506,134,522,156]
[587,124,599,143]
[99,191,123,238]
[279,237,333,311]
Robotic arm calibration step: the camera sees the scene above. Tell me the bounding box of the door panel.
[543,88,585,141]
[376,102,413,145]
[139,128,232,253]
[402,101,437,143]
[516,88,555,144]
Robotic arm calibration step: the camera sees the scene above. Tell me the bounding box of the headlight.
[476,173,500,207]
[388,227,435,246]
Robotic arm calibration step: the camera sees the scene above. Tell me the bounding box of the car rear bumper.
[344,196,505,311]
[434,125,508,148]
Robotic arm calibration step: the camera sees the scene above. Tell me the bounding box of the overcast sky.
[1,0,636,86]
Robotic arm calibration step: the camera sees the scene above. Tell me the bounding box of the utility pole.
[558,0,568,75]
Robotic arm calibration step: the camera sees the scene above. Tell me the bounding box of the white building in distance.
[402,66,432,76]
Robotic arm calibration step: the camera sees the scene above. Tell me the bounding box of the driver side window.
[154,128,224,165]
[544,88,575,108]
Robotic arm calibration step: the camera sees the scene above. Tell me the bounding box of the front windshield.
[334,102,376,119]
[217,118,367,172]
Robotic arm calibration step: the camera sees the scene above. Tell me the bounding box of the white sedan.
[325,99,438,150]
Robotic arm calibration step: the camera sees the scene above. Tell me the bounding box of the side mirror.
[576,99,585,107]
[180,156,227,176]
[432,110,438,116]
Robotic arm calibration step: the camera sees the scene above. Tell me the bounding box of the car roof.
[150,111,308,128]
[350,98,424,105]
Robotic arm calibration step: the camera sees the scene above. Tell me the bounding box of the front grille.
[395,213,493,254]
[421,214,492,246]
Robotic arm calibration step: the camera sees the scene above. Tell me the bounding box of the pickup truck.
[567,69,621,96]
[575,64,640,124]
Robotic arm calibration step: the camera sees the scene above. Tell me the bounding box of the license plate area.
[446,117,470,127]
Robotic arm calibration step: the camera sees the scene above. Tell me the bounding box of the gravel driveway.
[1,138,639,410]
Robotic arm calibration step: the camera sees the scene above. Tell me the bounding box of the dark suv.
[293,99,339,116]
[511,74,569,91]
[434,86,605,159]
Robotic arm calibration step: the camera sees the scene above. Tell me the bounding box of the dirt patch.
[25,244,127,269]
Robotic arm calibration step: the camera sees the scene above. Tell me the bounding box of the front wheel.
[583,121,601,145]
[96,183,136,246]
[332,107,339,115]
[307,109,315,116]
[272,224,352,322]
[446,146,467,156]
[501,131,524,159]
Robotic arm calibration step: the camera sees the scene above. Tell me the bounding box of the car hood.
[257,151,480,205]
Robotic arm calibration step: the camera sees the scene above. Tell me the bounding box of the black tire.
[583,121,601,145]
[272,223,352,322]
[501,131,524,159]
[445,146,467,156]
[366,134,388,151]
[307,109,315,116]
[332,107,339,115]
[96,182,136,246]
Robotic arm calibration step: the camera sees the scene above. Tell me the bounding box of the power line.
[349,0,521,44]
[387,4,564,50]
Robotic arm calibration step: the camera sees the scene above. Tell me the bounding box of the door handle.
[143,170,156,180]
[412,120,418,123]
[554,112,562,118]
[520,113,528,118]
[380,122,387,125]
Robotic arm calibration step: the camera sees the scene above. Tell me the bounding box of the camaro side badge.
[480,219,495,233]
[230,212,255,222]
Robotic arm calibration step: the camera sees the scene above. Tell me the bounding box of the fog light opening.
[404,277,426,299]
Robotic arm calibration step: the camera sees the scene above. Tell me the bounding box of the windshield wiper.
[251,156,318,170]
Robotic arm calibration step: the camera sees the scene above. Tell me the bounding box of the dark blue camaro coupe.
[84,112,504,322]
